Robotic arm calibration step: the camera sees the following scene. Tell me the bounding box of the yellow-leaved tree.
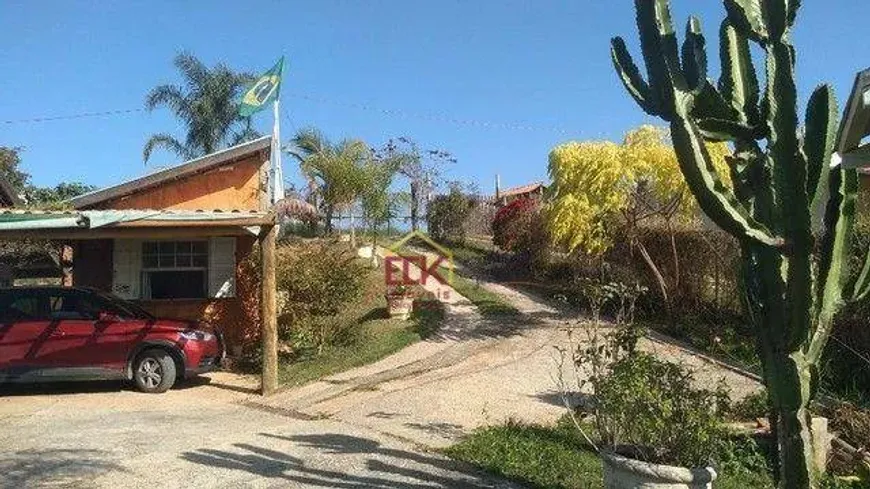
[546,125,731,315]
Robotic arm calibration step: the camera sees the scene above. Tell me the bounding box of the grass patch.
[445,417,779,489]
[448,271,521,319]
[278,262,444,387]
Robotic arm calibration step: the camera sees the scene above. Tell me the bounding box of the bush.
[492,197,547,257]
[275,240,366,353]
[427,185,474,243]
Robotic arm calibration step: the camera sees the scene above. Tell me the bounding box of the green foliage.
[445,416,779,489]
[143,52,258,163]
[427,182,475,243]
[288,127,371,232]
[275,240,366,352]
[612,0,863,484]
[359,156,401,239]
[0,146,28,192]
[728,389,770,421]
[444,419,604,489]
[592,352,730,467]
[375,137,455,232]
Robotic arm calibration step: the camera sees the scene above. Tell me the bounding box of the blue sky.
[2,1,869,195]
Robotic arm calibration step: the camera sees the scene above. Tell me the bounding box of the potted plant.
[565,323,729,488]
[385,284,414,320]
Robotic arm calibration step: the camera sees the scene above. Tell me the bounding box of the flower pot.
[601,451,717,489]
[386,294,414,320]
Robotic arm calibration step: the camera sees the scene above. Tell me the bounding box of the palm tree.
[287,128,370,241]
[143,52,259,163]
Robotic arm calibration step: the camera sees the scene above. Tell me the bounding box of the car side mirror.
[98,311,121,322]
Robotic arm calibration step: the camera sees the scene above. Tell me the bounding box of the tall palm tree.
[143,52,259,163]
[287,128,370,239]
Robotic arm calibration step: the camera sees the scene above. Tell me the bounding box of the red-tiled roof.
[500,182,545,197]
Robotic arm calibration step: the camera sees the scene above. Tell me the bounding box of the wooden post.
[259,224,279,395]
[60,243,74,287]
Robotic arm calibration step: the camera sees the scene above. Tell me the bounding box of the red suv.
[0,286,223,393]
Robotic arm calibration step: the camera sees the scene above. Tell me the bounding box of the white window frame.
[140,240,209,300]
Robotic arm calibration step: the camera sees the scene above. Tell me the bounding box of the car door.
[0,289,52,381]
[37,289,131,380]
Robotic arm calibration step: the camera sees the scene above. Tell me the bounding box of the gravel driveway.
[0,373,518,489]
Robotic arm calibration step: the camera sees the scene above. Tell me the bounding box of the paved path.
[0,374,519,489]
[255,249,761,449]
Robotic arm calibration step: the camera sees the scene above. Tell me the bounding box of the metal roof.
[69,136,272,209]
[0,209,270,231]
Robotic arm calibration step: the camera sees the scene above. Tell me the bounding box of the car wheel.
[133,349,176,393]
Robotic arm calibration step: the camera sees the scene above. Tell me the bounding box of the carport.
[0,208,280,394]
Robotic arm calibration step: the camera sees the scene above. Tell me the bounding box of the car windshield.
[94,291,155,320]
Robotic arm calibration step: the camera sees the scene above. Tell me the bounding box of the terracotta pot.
[385,293,414,320]
[601,451,717,489]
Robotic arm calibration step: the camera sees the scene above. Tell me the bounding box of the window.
[0,291,48,322]
[141,241,208,299]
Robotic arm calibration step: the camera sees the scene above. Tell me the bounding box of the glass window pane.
[192,241,207,254]
[176,254,192,267]
[158,254,175,268]
[143,242,158,254]
[143,254,158,268]
[177,242,192,254]
[158,242,175,254]
[192,255,207,267]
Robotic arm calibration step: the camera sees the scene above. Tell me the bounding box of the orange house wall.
[92,154,267,211]
[75,154,268,353]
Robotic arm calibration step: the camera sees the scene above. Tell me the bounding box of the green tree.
[0,147,29,192]
[427,182,475,243]
[28,182,97,207]
[375,137,454,232]
[143,52,259,163]
[359,155,402,255]
[288,128,370,242]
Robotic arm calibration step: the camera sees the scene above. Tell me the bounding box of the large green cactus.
[612,1,869,487]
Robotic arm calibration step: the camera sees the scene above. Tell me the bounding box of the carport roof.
[0,209,274,239]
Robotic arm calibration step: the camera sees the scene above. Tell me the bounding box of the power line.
[2,108,146,125]
[286,92,577,135]
[2,93,578,136]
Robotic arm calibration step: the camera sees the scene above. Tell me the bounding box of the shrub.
[275,240,366,353]
[492,197,546,254]
[427,184,474,243]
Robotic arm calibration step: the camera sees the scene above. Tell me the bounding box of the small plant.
[387,284,412,297]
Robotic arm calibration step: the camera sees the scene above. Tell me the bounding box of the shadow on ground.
[181,432,509,488]
[0,449,124,489]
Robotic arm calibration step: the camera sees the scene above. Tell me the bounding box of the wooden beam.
[60,243,74,287]
[259,223,278,395]
[0,226,257,241]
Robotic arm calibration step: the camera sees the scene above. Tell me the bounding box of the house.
[0,137,278,352]
[494,181,546,207]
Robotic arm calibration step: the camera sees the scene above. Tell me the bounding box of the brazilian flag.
[239,57,284,117]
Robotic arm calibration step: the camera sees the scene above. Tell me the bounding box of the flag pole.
[271,98,284,205]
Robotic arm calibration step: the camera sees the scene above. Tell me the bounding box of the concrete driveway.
[0,373,519,489]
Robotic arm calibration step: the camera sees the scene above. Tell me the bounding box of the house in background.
[0,137,278,352]
[494,181,546,207]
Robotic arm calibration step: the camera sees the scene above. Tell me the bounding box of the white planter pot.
[386,294,414,320]
[602,452,717,489]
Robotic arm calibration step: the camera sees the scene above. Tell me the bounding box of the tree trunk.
[349,210,357,248]
[260,224,279,396]
[633,237,671,319]
[410,181,420,232]
[324,205,334,234]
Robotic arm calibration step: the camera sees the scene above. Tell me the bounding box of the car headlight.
[180,330,215,342]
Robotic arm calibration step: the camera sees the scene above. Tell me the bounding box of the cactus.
[612,1,870,487]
